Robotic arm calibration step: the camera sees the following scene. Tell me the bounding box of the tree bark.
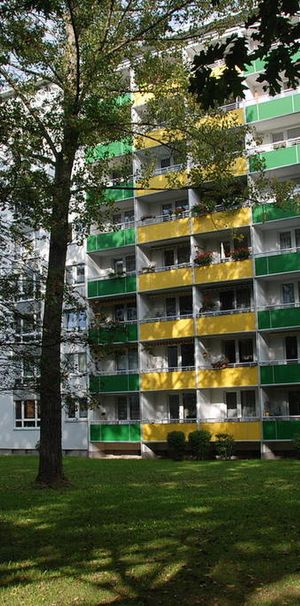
[36,137,77,486]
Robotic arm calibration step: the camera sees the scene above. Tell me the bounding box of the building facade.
[1,54,300,457]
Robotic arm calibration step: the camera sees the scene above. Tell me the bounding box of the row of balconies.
[89,418,300,443]
[89,362,300,393]
[87,249,300,297]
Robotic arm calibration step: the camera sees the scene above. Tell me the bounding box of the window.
[285,336,298,361]
[179,295,193,316]
[241,391,256,417]
[125,255,136,273]
[181,344,194,367]
[116,349,138,372]
[289,391,300,416]
[167,344,194,369]
[169,393,196,421]
[64,353,87,374]
[169,394,180,420]
[236,287,251,309]
[281,283,295,305]
[177,245,190,264]
[287,127,300,141]
[280,231,292,251]
[162,203,173,221]
[160,157,171,169]
[66,398,88,420]
[272,131,284,144]
[166,297,177,317]
[114,303,137,322]
[223,339,254,363]
[164,249,175,267]
[226,392,237,418]
[168,346,178,369]
[224,340,236,363]
[220,290,234,311]
[117,395,140,420]
[183,393,196,420]
[239,339,254,363]
[114,255,135,274]
[163,244,190,267]
[66,264,85,286]
[65,311,87,331]
[15,400,40,428]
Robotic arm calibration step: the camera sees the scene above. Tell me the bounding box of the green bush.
[215,432,235,460]
[167,431,186,460]
[188,429,212,460]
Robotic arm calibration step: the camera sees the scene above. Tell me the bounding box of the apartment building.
[1,50,300,458]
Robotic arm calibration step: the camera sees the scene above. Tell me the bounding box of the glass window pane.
[79,399,88,418]
[224,340,236,363]
[296,230,300,249]
[24,400,35,419]
[177,246,190,264]
[76,265,85,284]
[281,283,295,304]
[237,287,251,309]
[164,249,175,267]
[78,312,86,330]
[181,344,194,367]
[126,255,136,273]
[115,305,125,322]
[241,391,256,417]
[166,297,176,317]
[128,349,138,370]
[162,203,172,221]
[280,231,292,250]
[168,346,178,369]
[288,391,300,415]
[67,400,76,418]
[129,395,140,420]
[239,339,253,363]
[179,295,193,316]
[116,353,127,371]
[169,395,180,420]
[127,305,137,321]
[117,397,127,420]
[285,336,298,360]
[183,393,196,419]
[78,353,87,373]
[161,157,171,168]
[287,127,300,140]
[15,401,22,420]
[272,131,284,143]
[226,392,237,418]
[220,290,234,311]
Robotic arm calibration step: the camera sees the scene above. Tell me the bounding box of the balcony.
[89,373,139,393]
[87,226,135,252]
[140,317,194,341]
[138,265,193,292]
[89,322,138,344]
[194,259,253,285]
[104,180,134,203]
[135,165,188,197]
[260,362,300,385]
[192,207,251,235]
[87,138,132,161]
[90,421,141,442]
[141,368,196,391]
[200,420,261,441]
[196,310,256,336]
[87,274,136,298]
[252,202,300,224]
[137,214,190,244]
[142,419,260,441]
[245,90,300,124]
[255,250,300,276]
[258,305,300,330]
[263,418,300,440]
[198,365,258,388]
[249,139,300,173]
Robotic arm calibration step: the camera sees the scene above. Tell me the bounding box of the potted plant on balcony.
[194,251,213,266]
[174,206,187,218]
[199,296,216,313]
[191,203,211,216]
[231,247,250,261]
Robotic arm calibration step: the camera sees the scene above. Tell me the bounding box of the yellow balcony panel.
[139,266,193,292]
[141,370,196,391]
[134,127,167,150]
[140,318,194,341]
[138,217,190,244]
[232,157,247,176]
[194,259,253,285]
[196,311,256,336]
[200,421,261,441]
[132,91,154,107]
[198,366,258,388]
[192,207,251,235]
[136,170,188,197]
[142,422,196,442]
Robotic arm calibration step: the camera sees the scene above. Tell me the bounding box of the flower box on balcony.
[231,247,250,261]
[194,251,213,266]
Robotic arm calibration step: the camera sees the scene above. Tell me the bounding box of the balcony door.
[288,391,300,416]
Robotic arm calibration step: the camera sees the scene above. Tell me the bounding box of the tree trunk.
[36,144,76,487]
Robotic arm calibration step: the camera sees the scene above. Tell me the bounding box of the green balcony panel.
[105,181,134,203]
[90,423,141,442]
[260,364,300,385]
[255,252,300,276]
[89,323,138,344]
[246,92,300,123]
[258,308,300,330]
[87,227,135,252]
[87,275,136,298]
[88,138,132,162]
[253,202,300,223]
[249,144,300,172]
[89,374,139,393]
[263,420,300,441]
[245,50,300,76]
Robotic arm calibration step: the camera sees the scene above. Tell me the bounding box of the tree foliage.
[190,0,300,109]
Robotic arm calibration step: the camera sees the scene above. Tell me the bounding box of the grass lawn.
[1,458,300,606]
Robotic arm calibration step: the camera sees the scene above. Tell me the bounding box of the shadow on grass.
[1,458,300,606]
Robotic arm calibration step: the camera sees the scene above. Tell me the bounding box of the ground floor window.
[168,392,197,421]
[66,397,88,420]
[15,400,40,428]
